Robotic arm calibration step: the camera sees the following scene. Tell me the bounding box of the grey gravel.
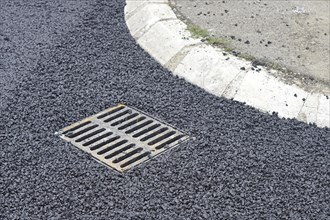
[1,0,330,219]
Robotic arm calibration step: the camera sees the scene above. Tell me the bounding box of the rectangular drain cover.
[57,104,189,172]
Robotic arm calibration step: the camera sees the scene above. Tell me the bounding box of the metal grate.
[57,104,189,172]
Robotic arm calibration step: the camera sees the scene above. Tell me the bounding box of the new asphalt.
[1,0,329,219]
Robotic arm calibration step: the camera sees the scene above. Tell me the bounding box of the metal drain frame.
[57,104,189,173]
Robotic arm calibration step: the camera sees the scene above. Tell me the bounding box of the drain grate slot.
[105,144,135,159]
[140,127,168,141]
[90,136,120,151]
[97,140,128,155]
[111,113,139,126]
[97,105,125,119]
[104,110,131,123]
[148,131,176,145]
[76,128,106,142]
[82,132,113,146]
[113,148,143,163]
[133,124,161,138]
[155,134,185,150]
[57,104,189,172]
[120,152,151,168]
[125,120,153,134]
[118,116,146,130]
[66,124,99,138]
[63,121,92,135]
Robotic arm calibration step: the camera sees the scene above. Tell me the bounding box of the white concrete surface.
[126,4,176,38]
[137,19,199,65]
[173,45,242,97]
[125,0,330,128]
[234,71,309,119]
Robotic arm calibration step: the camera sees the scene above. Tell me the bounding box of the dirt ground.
[173,0,330,84]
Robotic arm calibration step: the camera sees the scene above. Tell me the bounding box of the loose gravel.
[1,0,329,219]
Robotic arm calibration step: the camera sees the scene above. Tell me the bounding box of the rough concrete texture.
[125,2,329,127]
[173,0,330,83]
[1,0,330,219]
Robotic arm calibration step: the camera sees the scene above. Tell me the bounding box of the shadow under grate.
[57,104,189,172]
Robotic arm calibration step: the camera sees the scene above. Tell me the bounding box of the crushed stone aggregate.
[1,0,329,219]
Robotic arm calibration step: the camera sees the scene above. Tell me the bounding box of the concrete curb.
[125,0,330,128]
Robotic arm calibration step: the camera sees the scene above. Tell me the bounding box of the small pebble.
[232,51,240,56]
[252,60,265,67]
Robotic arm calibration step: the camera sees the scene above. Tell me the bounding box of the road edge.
[124,0,330,128]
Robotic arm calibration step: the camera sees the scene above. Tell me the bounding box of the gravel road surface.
[1,0,330,219]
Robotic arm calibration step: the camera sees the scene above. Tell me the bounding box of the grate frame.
[57,104,189,172]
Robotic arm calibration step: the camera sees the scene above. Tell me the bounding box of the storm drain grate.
[57,104,189,172]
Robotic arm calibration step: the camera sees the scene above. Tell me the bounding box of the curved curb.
[124,0,330,128]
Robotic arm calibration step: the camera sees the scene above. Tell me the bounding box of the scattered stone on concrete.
[173,0,330,83]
